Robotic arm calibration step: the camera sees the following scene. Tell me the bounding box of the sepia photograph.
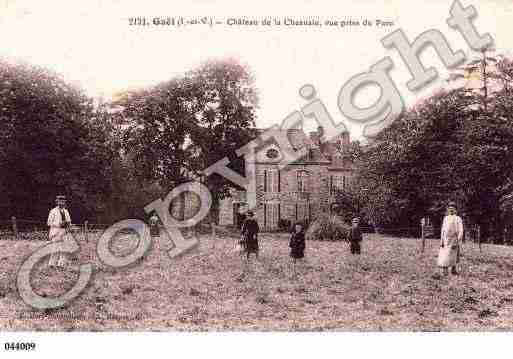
[1,0,513,356]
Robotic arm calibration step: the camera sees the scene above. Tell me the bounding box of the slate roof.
[254,128,351,165]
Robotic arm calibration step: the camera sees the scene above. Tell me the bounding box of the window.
[308,149,314,160]
[264,169,281,193]
[266,148,279,159]
[331,175,346,192]
[297,170,309,192]
[264,202,280,230]
[295,202,309,221]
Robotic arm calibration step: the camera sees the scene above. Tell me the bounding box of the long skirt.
[48,228,69,267]
[244,233,259,253]
[437,245,458,267]
[149,224,160,237]
[290,245,305,259]
[350,242,361,255]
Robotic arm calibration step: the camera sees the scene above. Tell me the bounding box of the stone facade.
[219,127,357,231]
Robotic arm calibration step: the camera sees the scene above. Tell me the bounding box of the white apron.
[47,207,71,267]
[438,215,461,268]
[437,244,458,267]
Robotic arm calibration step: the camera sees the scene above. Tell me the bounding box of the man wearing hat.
[47,194,72,268]
[438,201,464,276]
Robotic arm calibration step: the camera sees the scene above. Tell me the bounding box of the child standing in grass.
[290,223,306,260]
[241,211,259,260]
[347,217,363,255]
[289,222,306,276]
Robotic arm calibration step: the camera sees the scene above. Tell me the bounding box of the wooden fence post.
[11,216,18,240]
[211,223,216,249]
[420,218,426,253]
[84,221,89,242]
[477,225,482,253]
[421,224,426,253]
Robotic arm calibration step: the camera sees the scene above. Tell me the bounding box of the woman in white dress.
[438,201,464,276]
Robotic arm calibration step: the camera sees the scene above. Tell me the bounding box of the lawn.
[1,231,513,331]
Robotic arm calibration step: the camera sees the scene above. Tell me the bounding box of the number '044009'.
[4,342,36,351]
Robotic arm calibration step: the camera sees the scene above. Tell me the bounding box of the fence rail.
[0,217,497,255]
[0,217,113,241]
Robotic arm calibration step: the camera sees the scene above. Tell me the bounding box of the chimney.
[287,128,305,151]
[309,131,320,147]
[317,126,325,142]
[340,132,350,152]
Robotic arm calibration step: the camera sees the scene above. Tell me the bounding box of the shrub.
[278,219,292,232]
[305,214,350,241]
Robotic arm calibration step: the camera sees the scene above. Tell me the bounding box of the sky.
[1,0,512,140]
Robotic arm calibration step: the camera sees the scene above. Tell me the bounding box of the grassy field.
[1,231,513,331]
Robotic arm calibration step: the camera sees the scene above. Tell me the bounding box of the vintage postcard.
[1,0,513,356]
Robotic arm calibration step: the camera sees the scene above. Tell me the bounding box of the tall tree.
[114,58,258,223]
[0,59,117,223]
[186,59,258,223]
[358,75,513,241]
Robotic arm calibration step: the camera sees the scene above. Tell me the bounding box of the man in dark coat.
[348,217,363,255]
[241,211,259,259]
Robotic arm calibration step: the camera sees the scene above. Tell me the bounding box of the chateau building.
[218,126,358,231]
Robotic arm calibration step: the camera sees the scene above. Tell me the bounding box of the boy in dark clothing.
[289,222,306,262]
[348,217,363,255]
[241,211,259,260]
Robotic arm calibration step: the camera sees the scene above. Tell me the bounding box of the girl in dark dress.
[241,211,259,260]
[289,222,306,275]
